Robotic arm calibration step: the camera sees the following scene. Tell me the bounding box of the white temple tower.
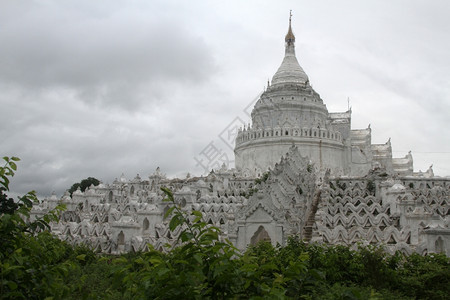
[235,14,349,177]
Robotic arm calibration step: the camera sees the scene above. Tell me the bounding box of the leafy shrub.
[1,157,449,299]
[68,177,100,196]
[0,156,74,299]
[396,253,450,299]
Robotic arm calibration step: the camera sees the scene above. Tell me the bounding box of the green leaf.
[261,283,271,292]
[9,161,17,171]
[4,167,14,176]
[1,174,10,190]
[192,210,202,217]
[149,257,162,265]
[164,206,175,219]
[160,186,174,202]
[98,256,109,262]
[180,231,194,242]
[169,214,183,231]
[11,156,20,161]
[7,281,18,290]
[193,253,203,264]
[134,257,145,265]
[76,254,86,261]
[21,197,33,207]
[112,257,128,264]
[193,216,202,224]
[157,268,171,277]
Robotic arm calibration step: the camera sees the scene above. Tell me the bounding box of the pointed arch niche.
[250,225,271,245]
[142,218,150,232]
[118,231,125,245]
[435,236,444,253]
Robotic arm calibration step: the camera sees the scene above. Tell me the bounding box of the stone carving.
[31,16,448,255]
[31,145,448,255]
[235,16,412,179]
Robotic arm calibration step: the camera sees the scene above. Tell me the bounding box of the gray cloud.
[1,0,449,199]
[0,1,216,110]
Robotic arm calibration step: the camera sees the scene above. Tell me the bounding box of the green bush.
[1,156,75,299]
[1,157,449,299]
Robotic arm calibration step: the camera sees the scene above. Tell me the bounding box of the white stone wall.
[31,147,449,255]
[312,176,450,255]
[235,138,345,177]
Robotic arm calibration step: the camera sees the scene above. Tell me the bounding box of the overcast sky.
[1,0,449,199]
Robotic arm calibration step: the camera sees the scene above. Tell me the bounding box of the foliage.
[254,172,270,185]
[68,177,100,196]
[0,156,74,299]
[114,187,245,299]
[246,187,259,198]
[366,180,376,195]
[63,254,123,300]
[396,252,450,299]
[336,180,347,190]
[1,157,449,299]
[96,188,449,299]
[244,172,271,198]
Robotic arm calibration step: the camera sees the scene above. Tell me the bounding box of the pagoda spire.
[285,10,295,45]
[271,11,309,86]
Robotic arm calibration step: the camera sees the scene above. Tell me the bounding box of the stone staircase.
[302,190,321,242]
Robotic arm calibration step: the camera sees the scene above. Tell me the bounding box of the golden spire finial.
[285,10,295,43]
